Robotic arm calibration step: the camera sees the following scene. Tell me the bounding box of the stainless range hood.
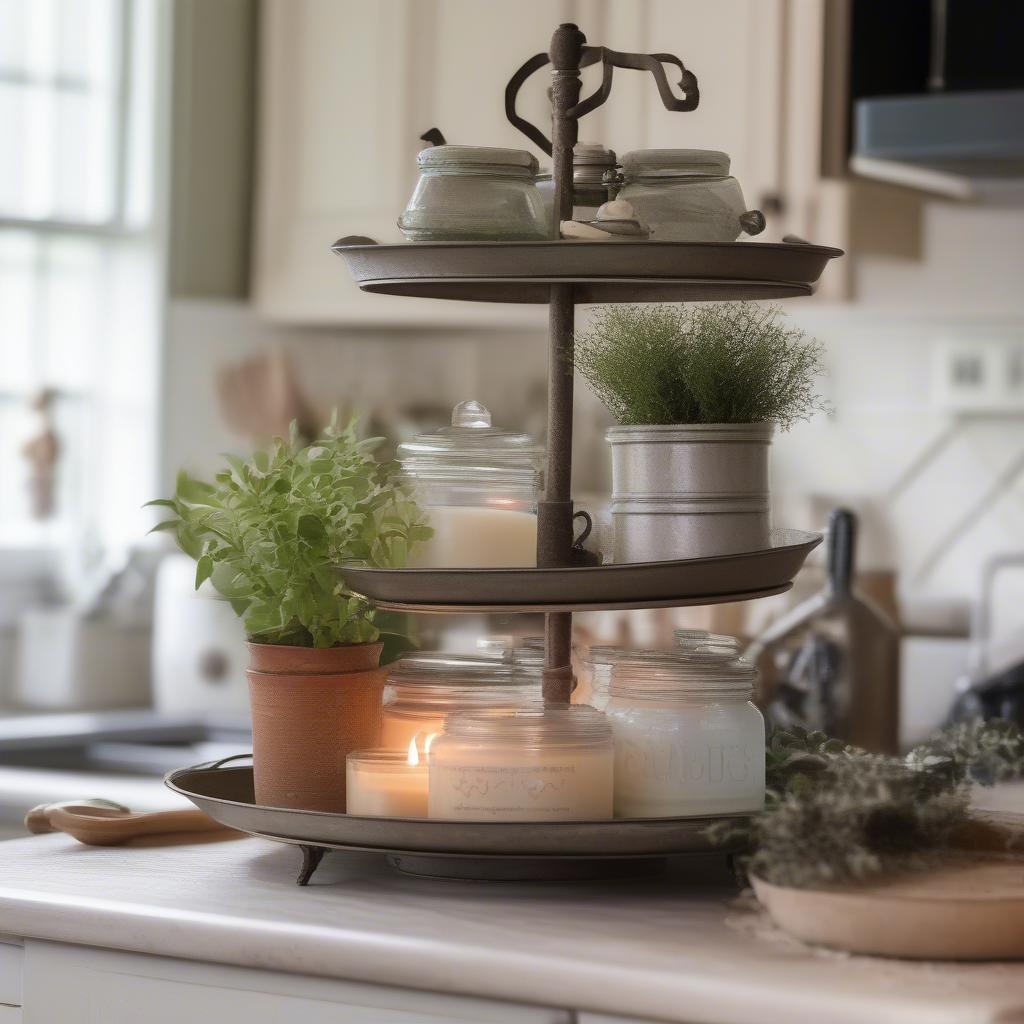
[852,89,1024,202]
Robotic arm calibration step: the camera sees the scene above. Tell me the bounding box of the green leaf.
[147,520,180,534]
[194,555,214,589]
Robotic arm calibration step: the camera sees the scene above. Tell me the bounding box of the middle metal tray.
[338,529,821,612]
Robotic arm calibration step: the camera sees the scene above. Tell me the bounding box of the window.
[0,0,164,557]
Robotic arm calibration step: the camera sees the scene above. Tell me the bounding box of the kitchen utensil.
[26,800,233,846]
[747,509,900,753]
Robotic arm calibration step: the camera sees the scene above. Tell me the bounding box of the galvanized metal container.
[607,422,773,562]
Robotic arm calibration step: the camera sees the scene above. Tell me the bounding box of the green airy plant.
[708,719,1024,889]
[574,301,827,427]
[147,415,431,653]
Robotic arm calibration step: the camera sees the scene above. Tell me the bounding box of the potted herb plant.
[575,302,826,562]
[148,417,430,813]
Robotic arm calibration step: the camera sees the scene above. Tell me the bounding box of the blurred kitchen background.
[1,0,1022,828]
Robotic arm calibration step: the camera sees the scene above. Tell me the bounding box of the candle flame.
[423,732,438,756]
[407,736,420,767]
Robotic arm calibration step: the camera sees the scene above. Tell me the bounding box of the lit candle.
[427,707,614,822]
[345,740,429,817]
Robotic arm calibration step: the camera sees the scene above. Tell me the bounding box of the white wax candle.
[427,707,614,822]
[410,506,537,568]
[346,743,429,817]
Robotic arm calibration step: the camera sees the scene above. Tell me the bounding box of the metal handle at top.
[505,43,699,156]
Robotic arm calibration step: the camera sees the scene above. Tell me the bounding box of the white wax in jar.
[410,506,537,568]
[428,743,613,821]
[608,700,765,817]
[346,746,429,817]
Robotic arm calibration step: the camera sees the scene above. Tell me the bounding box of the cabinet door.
[252,0,549,327]
[23,941,570,1024]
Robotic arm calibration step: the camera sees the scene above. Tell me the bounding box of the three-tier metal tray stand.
[168,23,841,884]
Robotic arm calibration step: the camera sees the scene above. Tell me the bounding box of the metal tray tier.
[332,239,843,304]
[167,761,748,882]
[338,529,821,614]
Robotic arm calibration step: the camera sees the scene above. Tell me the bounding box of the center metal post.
[539,24,585,704]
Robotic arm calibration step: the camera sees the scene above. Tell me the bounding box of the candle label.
[429,762,611,820]
[616,738,756,787]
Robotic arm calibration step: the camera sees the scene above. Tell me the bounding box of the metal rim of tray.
[337,528,821,612]
[332,238,842,304]
[166,762,748,859]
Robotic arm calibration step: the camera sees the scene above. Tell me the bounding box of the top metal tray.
[332,239,843,304]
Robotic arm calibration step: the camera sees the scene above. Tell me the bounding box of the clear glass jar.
[536,142,619,230]
[428,705,613,821]
[381,649,541,755]
[607,649,765,818]
[617,149,764,242]
[398,145,548,241]
[397,400,543,568]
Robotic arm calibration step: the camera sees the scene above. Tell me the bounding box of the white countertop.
[0,833,1022,1024]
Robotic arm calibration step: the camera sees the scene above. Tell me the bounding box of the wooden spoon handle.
[48,808,232,847]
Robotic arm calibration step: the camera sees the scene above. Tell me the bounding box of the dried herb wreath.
[710,719,1024,889]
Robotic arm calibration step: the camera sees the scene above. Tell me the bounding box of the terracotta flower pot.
[246,641,385,812]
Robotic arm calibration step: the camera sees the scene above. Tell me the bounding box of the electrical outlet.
[933,338,1024,413]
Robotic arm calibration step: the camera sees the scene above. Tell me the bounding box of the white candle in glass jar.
[346,742,429,817]
[606,650,766,818]
[410,505,537,568]
[428,707,613,821]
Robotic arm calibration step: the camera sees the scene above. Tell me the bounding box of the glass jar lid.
[443,703,611,747]
[418,145,539,175]
[388,649,541,691]
[674,629,742,658]
[397,400,544,484]
[621,149,730,179]
[611,647,756,699]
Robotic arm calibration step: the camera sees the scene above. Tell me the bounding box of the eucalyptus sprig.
[575,302,827,428]
[711,720,1024,890]
[147,414,431,651]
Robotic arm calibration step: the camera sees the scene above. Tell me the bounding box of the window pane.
[0,0,121,224]
[0,231,39,392]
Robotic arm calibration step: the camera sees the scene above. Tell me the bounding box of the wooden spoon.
[26,801,234,847]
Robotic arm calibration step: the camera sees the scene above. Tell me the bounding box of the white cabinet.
[252,0,842,324]
[23,941,570,1024]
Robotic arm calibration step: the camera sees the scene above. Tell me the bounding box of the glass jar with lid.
[398,145,548,241]
[428,704,613,821]
[380,649,541,756]
[535,141,619,228]
[580,633,740,712]
[398,399,544,568]
[607,648,765,818]
[617,149,765,242]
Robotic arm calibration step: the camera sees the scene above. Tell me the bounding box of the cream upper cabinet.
[252,0,836,324]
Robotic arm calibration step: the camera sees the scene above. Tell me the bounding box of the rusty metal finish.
[336,530,821,609]
[505,33,699,156]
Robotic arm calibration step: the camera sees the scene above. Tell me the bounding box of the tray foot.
[386,853,667,882]
[296,845,326,886]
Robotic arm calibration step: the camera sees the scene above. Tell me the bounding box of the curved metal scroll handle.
[505,45,699,156]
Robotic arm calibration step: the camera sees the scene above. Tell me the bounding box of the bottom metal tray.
[167,762,746,883]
